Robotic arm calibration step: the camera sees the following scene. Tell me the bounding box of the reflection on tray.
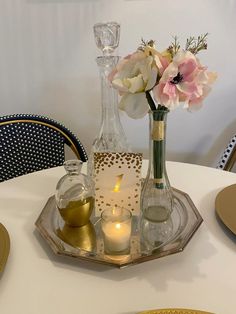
[35,188,203,268]
[56,222,97,252]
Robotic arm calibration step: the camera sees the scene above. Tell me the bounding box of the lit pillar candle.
[101,208,132,255]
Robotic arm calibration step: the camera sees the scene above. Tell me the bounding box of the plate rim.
[215,183,236,235]
[138,308,215,314]
[0,222,10,273]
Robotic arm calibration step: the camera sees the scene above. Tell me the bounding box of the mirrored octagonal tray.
[35,188,203,268]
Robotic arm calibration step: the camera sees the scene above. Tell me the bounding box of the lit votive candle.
[101,207,132,255]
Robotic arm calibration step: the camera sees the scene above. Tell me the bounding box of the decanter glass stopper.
[64,159,82,175]
[93,21,120,56]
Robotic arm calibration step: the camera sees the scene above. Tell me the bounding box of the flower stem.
[152,108,168,189]
[145,91,156,111]
[145,91,169,189]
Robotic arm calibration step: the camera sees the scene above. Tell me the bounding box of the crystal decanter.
[88,22,130,177]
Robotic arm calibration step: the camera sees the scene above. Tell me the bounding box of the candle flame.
[113,174,124,192]
[115,223,121,229]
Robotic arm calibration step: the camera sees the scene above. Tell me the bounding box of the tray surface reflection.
[35,188,203,268]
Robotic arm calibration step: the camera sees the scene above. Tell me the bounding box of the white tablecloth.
[0,161,236,314]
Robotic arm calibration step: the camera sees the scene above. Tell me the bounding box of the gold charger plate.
[0,223,10,273]
[215,184,236,235]
[139,309,214,314]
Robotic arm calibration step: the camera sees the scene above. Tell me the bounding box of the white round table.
[0,161,236,314]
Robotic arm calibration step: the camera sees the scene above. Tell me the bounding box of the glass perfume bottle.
[55,160,95,227]
[88,22,130,177]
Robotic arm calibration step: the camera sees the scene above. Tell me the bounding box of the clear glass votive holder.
[101,207,132,255]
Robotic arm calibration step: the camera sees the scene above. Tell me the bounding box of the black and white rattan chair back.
[0,114,87,182]
[217,134,236,171]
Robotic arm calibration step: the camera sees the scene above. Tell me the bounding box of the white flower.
[110,50,159,118]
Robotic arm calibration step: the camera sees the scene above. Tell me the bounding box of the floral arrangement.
[109,34,217,118]
[109,35,217,189]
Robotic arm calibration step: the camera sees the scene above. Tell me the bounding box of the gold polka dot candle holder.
[93,152,143,216]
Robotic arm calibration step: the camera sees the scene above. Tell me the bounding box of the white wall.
[1,0,236,167]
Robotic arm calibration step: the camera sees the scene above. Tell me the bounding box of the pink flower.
[186,70,217,110]
[153,50,217,110]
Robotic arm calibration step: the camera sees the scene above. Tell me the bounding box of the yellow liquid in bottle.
[58,196,95,227]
